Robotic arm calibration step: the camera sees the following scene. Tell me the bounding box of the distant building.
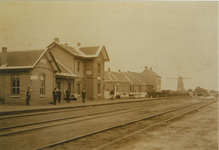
[0,38,110,104]
[141,66,162,92]
[104,69,131,98]
[123,71,153,94]
[104,68,155,98]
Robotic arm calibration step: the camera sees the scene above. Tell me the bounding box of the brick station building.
[0,38,110,105]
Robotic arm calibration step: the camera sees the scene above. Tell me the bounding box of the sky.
[0,1,218,91]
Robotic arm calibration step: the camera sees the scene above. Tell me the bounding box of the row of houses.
[104,67,161,98]
[0,38,161,105]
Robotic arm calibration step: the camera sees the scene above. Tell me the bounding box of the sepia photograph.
[0,1,218,150]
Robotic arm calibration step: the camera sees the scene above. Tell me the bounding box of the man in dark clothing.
[53,88,58,105]
[58,88,61,103]
[82,89,86,103]
[65,88,70,103]
[26,87,31,105]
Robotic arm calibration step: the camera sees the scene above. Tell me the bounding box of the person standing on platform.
[53,88,58,105]
[65,88,70,103]
[58,88,61,103]
[82,89,86,103]
[26,87,31,105]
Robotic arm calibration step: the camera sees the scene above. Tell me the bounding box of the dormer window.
[77,61,80,72]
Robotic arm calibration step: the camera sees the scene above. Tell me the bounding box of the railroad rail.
[0,99,180,136]
[34,99,217,150]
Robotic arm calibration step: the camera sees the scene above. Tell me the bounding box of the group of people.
[53,88,86,105]
[52,88,62,105]
[25,87,86,106]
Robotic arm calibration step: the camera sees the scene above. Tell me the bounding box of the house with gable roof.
[46,38,110,100]
[0,47,61,105]
[0,38,110,104]
[141,66,162,92]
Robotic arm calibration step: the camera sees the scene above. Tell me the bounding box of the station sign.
[86,71,92,75]
[30,75,38,80]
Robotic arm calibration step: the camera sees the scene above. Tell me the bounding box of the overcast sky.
[0,1,218,91]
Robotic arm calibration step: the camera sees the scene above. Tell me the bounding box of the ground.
[108,101,218,150]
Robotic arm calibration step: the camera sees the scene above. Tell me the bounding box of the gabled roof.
[0,49,61,73]
[122,72,146,85]
[126,71,153,85]
[79,46,99,55]
[149,69,161,78]
[142,68,161,78]
[104,71,130,82]
[0,50,45,68]
[47,41,110,62]
[60,44,82,55]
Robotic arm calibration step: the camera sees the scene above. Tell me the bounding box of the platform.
[0,97,160,115]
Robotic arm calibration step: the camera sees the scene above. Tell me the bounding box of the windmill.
[168,66,191,92]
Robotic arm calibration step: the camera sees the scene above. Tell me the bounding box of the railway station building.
[0,38,110,104]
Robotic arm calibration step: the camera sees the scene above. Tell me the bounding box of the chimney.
[54,38,59,43]
[150,67,152,70]
[108,68,110,72]
[145,66,148,70]
[77,42,81,47]
[2,47,7,65]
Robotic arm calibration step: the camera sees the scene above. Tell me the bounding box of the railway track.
[0,97,214,150]
[0,99,181,136]
[37,99,217,150]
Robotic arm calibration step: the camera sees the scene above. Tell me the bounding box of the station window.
[98,84,101,94]
[98,63,101,74]
[11,74,20,95]
[77,83,80,95]
[40,75,46,95]
[77,61,80,72]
